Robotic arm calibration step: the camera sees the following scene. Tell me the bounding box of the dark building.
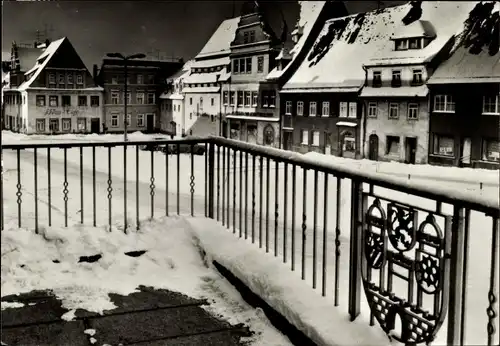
[427,2,499,170]
[96,56,183,133]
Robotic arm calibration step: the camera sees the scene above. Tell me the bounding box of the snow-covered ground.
[2,131,499,345]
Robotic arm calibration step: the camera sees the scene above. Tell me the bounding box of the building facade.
[222,2,282,147]
[96,57,182,133]
[360,1,476,164]
[3,38,104,134]
[427,2,500,170]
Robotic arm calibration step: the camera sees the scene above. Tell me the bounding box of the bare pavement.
[1,286,253,346]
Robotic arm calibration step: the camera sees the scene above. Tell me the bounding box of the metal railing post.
[348,179,363,321]
[207,140,215,219]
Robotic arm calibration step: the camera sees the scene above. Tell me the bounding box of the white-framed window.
[76,74,83,84]
[49,95,58,107]
[111,75,118,84]
[482,139,500,162]
[252,91,258,107]
[483,95,499,114]
[136,92,144,104]
[257,56,264,73]
[111,92,119,104]
[147,92,155,104]
[434,94,455,112]
[90,96,99,107]
[322,102,330,117]
[245,91,251,107]
[389,103,399,119]
[48,73,56,84]
[297,101,304,116]
[137,74,143,84]
[58,73,65,84]
[312,130,320,146]
[301,129,309,145]
[223,91,229,105]
[348,102,357,118]
[386,136,400,155]
[339,102,348,117]
[36,95,46,107]
[309,102,317,117]
[432,134,454,156]
[137,114,145,127]
[285,101,292,115]
[67,74,73,84]
[343,131,356,153]
[407,103,419,120]
[111,114,119,127]
[77,118,86,131]
[412,69,423,85]
[36,119,46,132]
[62,118,71,131]
[49,119,59,132]
[269,90,276,107]
[395,39,408,51]
[261,91,268,107]
[368,102,377,117]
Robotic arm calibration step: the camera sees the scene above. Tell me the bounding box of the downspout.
[361,64,368,159]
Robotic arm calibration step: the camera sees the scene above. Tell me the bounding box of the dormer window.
[395,39,408,51]
[391,70,401,87]
[409,38,422,49]
[372,71,382,87]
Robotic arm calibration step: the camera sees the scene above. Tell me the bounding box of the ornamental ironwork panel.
[361,197,451,345]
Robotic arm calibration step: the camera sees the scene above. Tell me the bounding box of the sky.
[2,1,404,69]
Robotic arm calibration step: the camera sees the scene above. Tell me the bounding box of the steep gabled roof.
[196,17,241,59]
[283,1,477,91]
[428,1,500,84]
[16,47,44,72]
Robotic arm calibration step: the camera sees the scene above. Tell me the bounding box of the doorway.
[368,134,379,161]
[283,131,293,151]
[90,119,100,134]
[222,121,228,138]
[146,114,154,133]
[461,137,471,165]
[405,137,417,164]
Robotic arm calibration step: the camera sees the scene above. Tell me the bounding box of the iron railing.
[1,136,498,346]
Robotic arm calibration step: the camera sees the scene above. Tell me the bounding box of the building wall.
[3,92,23,132]
[159,98,184,135]
[184,92,220,118]
[364,98,429,164]
[227,118,280,148]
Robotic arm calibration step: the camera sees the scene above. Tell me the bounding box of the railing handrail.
[1,135,498,215]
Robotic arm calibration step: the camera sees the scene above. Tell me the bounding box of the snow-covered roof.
[182,86,220,94]
[428,1,500,84]
[190,56,230,69]
[17,38,66,91]
[159,92,184,100]
[184,69,227,85]
[367,2,478,67]
[196,17,240,59]
[360,85,429,98]
[283,2,478,91]
[266,1,326,80]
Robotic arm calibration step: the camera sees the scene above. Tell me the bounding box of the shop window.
[343,131,356,153]
[432,134,454,156]
[301,129,309,145]
[386,136,400,155]
[263,125,275,146]
[312,131,320,146]
[230,123,240,140]
[482,139,499,162]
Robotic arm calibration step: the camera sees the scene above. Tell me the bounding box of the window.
[230,91,235,106]
[36,119,46,133]
[386,136,400,155]
[243,31,249,44]
[62,118,71,132]
[67,74,73,84]
[301,130,309,145]
[412,69,423,85]
[348,102,357,118]
[76,74,83,84]
[257,56,264,73]
[137,114,145,127]
[199,97,204,110]
[211,97,215,106]
[49,119,59,132]
[482,139,499,162]
[147,74,155,84]
[252,91,258,106]
[391,70,401,87]
[262,91,268,107]
[395,39,408,50]
[77,118,86,131]
[409,38,422,49]
[136,92,144,104]
[343,131,356,153]
[309,102,317,117]
[285,101,292,115]
[61,95,71,107]
[245,91,251,107]
[368,102,377,117]
[237,91,244,107]
[297,101,304,116]
[249,30,255,43]
[58,74,65,84]
[233,59,240,74]
[246,57,252,74]
[137,74,143,84]
[111,115,119,127]
[126,114,131,126]
[339,102,348,117]
[48,73,56,84]
[269,90,276,107]
[91,96,99,107]
[147,92,155,104]
[263,125,275,146]
[322,102,330,117]
[111,92,119,104]
[223,91,229,105]
[49,95,58,107]
[407,103,419,120]
[36,95,46,107]
[389,103,399,119]
[111,75,118,84]
[373,71,382,87]
[483,95,499,114]
[432,135,454,156]
[312,131,320,146]
[125,92,131,104]
[434,95,455,112]
[78,96,87,106]
[190,97,193,105]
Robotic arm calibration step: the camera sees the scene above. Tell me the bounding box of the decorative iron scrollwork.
[361,200,450,345]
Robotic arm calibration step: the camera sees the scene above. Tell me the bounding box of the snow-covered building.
[182,16,240,136]
[159,60,193,135]
[427,1,500,170]
[360,1,479,165]
[3,38,104,134]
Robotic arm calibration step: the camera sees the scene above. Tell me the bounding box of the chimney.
[93,64,99,80]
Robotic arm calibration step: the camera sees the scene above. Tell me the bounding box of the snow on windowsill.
[187,217,391,346]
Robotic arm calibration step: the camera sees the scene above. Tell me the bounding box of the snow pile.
[0,216,292,345]
[187,217,390,346]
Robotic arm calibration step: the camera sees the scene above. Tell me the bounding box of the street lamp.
[106,52,146,141]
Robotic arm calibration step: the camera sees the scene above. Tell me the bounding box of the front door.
[461,137,471,165]
[368,134,379,161]
[405,137,417,164]
[283,131,292,151]
[146,114,154,133]
[222,121,228,138]
[90,118,100,134]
